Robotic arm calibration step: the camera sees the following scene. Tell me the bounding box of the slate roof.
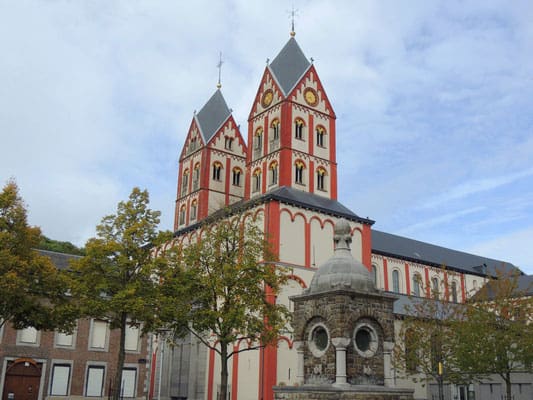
[259,186,374,225]
[372,229,520,277]
[195,89,232,143]
[37,249,81,270]
[269,37,311,96]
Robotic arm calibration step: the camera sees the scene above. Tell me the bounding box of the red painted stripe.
[383,258,389,291]
[329,118,337,200]
[308,113,314,156]
[305,221,311,267]
[231,345,239,400]
[425,268,431,298]
[309,159,315,194]
[207,348,215,400]
[444,271,449,299]
[148,349,157,399]
[460,274,466,302]
[362,225,372,269]
[225,157,231,205]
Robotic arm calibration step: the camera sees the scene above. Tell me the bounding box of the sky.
[1,1,532,274]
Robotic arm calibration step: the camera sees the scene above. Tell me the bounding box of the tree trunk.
[220,344,229,400]
[113,313,128,400]
[504,371,512,400]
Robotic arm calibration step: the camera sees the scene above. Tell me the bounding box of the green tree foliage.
[451,271,533,400]
[394,280,462,400]
[71,187,170,400]
[0,180,77,330]
[37,235,85,255]
[158,212,291,400]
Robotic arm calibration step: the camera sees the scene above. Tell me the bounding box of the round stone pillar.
[331,337,351,386]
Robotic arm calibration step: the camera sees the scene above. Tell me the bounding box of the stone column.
[331,337,351,386]
[383,341,395,387]
[294,341,305,384]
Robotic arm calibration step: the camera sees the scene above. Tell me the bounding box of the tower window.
[316,126,326,147]
[316,167,326,191]
[295,160,305,184]
[181,170,189,196]
[179,206,186,225]
[269,161,278,185]
[190,201,197,220]
[294,119,304,140]
[193,164,200,190]
[224,136,234,150]
[212,162,222,181]
[255,127,263,150]
[271,119,280,140]
[252,169,261,192]
[232,168,242,186]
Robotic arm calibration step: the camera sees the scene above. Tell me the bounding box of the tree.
[158,212,290,400]
[71,187,169,400]
[451,271,533,400]
[394,280,462,400]
[37,235,85,255]
[0,180,77,331]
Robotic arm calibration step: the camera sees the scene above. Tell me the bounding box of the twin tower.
[174,36,337,230]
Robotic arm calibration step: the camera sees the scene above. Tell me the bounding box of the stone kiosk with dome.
[274,220,414,400]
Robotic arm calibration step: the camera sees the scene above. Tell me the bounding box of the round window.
[308,323,330,357]
[353,322,378,358]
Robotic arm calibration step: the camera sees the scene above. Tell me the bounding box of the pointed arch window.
[294,160,306,185]
[190,200,197,221]
[193,163,200,191]
[294,118,305,140]
[316,167,327,191]
[392,270,400,293]
[269,161,278,186]
[316,126,326,147]
[181,169,189,196]
[232,167,242,186]
[252,168,262,193]
[212,161,223,181]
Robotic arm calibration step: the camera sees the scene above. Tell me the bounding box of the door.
[2,359,42,400]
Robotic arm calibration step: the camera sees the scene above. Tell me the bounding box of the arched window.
[316,167,327,191]
[316,126,326,147]
[412,273,422,297]
[190,200,197,220]
[294,118,305,140]
[179,205,186,225]
[392,270,400,293]
[224,136,234,150]
[253,169,261,192]
[451,281,458,303]
[193,163,200,190]
[371,264,378,286]
[254,127,263,150]
[232,167,242,186]
[432,277,439,299]
[294,160,305,184]
[181,169,189,196]
[269,161,278,185]
[212,162,222,181]
[271,119,280,141]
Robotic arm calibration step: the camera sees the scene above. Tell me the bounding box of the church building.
[159,31,528,400]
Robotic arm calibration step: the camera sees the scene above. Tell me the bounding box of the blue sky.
[1,1,532,273]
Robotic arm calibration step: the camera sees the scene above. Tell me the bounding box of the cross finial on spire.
[216,52,223,89]
[289,5,298,37]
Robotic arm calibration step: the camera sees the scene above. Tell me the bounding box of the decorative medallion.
[261,89,273,108]
[304,88,318,106]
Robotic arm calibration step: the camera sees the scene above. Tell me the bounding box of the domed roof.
[307,219,375,294]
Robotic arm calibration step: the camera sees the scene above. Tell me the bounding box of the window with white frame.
[125,325,139,352]
[50,364,71,396]
[90,320,108,350]
[18,326,38,344]
[392,270,400,293]
[55,330,74,347]
[86,366,105,397]
[121,368,137,397]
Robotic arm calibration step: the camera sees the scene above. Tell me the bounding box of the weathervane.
[216,52,223,89]
[289,5,298,37]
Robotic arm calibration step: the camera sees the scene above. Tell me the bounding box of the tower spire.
[289,5,298,37]
[216,52,223,89]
